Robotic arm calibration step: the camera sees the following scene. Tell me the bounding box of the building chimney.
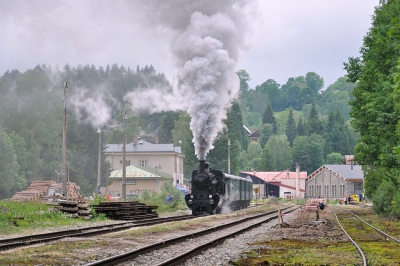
[296,162,300,198]
[350,161,354,172]
[133,136,138,145]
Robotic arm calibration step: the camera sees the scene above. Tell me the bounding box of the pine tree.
[285,107,297,147]
[297,116,306,136]
[262,103,277,134]
[158,112,177,144]
[307,103,323,135]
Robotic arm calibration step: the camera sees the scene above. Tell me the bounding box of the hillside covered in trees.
[0,61,358,199]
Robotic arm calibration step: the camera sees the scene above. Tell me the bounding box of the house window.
[140,160,146,166]
[126,161,130,166]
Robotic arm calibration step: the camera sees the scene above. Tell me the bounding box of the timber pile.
[92,201,158,220]
[10,181,81,202]
[11,180,57,201]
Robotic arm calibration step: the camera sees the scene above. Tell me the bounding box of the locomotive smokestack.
[198,160,206,172]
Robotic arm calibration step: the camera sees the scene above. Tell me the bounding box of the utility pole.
[62,82,68,197]
[97,129,101,193]
[122,110,127,201]
[227,139,231,174]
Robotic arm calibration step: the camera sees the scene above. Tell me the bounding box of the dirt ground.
[274,205,348,242]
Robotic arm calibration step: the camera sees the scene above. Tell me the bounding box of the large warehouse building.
[305,164,364,200]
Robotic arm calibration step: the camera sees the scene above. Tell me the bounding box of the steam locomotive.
[185,160,253,215]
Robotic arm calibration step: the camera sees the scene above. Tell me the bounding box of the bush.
[372,180,398,217]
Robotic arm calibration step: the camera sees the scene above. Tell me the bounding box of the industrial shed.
[305,164,364,200]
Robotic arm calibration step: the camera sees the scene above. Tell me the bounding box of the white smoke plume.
[126,0,251,160]
[68,85,113,129]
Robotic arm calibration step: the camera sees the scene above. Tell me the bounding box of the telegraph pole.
[228,139,231,174]
[122,110,127,201]
[62,82,68,196]
[97,129,101,193]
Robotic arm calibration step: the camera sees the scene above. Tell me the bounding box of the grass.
[232,239,360,265]
[0,191,189,236]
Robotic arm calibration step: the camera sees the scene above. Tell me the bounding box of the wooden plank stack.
[10,180,57,201]
[10,181,81,202]
[92,201,158,220]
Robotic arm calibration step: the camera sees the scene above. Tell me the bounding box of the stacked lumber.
[10,180,81,202]
[67,182,81,198]
[10,180,57,201]
[10,190,42,201]
[92,201,158,220]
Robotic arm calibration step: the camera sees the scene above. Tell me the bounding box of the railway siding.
[331,205,400,265]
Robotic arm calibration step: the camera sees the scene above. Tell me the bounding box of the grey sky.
[0,0,378,89]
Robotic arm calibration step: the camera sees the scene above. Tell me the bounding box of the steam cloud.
[68,85,113,129]
[125,0,250,160]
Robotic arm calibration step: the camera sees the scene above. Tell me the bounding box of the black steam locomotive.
[185,160,253,215]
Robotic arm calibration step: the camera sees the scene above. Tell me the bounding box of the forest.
[0,1,399,219]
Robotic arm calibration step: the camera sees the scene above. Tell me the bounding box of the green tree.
[244,142,264,171]
[305,71,324,94]
[0,129,25,199]
[326,152,344,164]
[265,135,292,170]
[292,136,309,171]
[236,69,251,99]
[307,103,323,135]
[172,112,196,179]
[297,116,306,136]
[324,110,352,156]
[258,123,274,148]
[262,103,277,134]
[285,108,297,147]
[258,79,283,111]
[262,145,275,171]
[344,0,400,209]
[158,112,177,144]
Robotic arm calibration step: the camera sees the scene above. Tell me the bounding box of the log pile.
[10,181,81,202]
[11,180,57,201]
[92,201,158,220]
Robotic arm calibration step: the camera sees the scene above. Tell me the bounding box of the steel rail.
[337,205,400,244]
[330,206,367,266]
[0,215,199,251]
[85,206,299,266]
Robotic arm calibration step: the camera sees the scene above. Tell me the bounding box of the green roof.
[109,165,172,179]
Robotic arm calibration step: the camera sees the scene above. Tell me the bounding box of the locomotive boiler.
[185,160,253,215]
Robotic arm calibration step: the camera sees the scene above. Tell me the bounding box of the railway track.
[85,205,299,266]
[0,214,202,251]
[330,205,400,266]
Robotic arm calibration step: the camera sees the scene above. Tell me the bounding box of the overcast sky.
[0,0,378,89]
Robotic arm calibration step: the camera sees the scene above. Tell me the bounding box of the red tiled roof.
[242,171,308,182]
